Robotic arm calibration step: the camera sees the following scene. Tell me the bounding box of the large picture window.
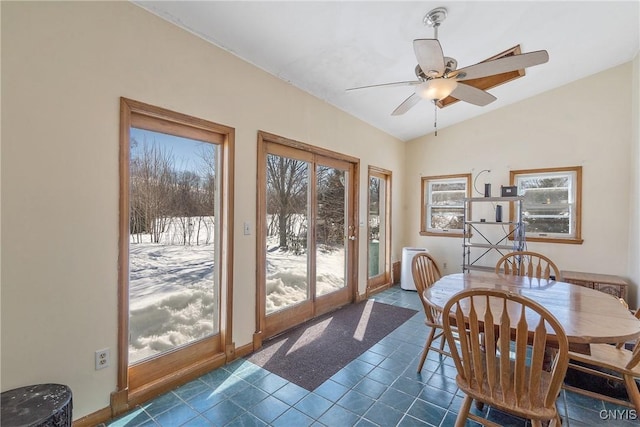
[116,98,234,411]
[510,166,582,244]
[420,174,471,236]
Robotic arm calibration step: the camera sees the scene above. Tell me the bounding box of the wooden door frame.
[254,131,359,348]
[113,98,235,416]
[366,166,393,295]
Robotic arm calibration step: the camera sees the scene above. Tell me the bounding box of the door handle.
[348,235,356,241]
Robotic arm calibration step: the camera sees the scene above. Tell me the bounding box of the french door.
[257,132,358,340]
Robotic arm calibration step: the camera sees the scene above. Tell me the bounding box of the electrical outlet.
[95,348,110,370]
[443,262,448,269]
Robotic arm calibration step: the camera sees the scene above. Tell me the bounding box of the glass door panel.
[315,164,347,297]
[367,168,391,291]
[265,154,311,314]
[368,175,384,278]
[128,127,220,364]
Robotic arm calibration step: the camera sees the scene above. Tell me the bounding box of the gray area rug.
[247,300,417,391]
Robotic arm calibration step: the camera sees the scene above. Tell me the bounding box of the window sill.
[510,236,583,244]
[420,231,464,238]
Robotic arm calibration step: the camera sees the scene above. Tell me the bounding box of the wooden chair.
[563,307,640,411]
[411,252,449,372]
[495,251,561,280]
[442,288,569,427]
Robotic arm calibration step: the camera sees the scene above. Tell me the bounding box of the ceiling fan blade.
[391,93,421,116]
[453,50,549,81]
[450,83,497,106]
[413,39,445,77]
[346,81,420,91]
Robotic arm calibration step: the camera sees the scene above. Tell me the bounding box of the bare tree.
[130,135,219,246]
[130,137,174,243]
[266,154,308,250]
[172,171,202,245]
[197,144,217,245]
[368,176,380,240]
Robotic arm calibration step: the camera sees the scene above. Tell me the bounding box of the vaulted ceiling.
[135,1,640,141]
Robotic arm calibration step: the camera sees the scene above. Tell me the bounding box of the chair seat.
[569,344,640,377]
[564,307,640,412]
[424,314,443,328]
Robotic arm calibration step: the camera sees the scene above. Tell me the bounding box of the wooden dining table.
[424,271,640,353]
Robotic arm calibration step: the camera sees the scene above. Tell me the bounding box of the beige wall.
[0,1,3,389]
[0,2,405,418]
[404,62,636,304]
[630,53,640,307]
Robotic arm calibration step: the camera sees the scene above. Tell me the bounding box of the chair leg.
[417,327,437,372]
[536,414,562,427]
[454,395,473,427]
[623,374,640,412]
[543,347,558,371]
[552,413,563,426]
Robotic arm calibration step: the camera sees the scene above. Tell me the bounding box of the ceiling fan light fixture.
[416,78,457,101]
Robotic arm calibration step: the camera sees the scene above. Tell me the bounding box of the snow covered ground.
[129,237,217,364]
[128,219,345,363]
[265,240,345,314]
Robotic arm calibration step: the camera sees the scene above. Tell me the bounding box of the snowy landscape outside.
[128,220,347,363]
[128,128,220,364]
[129,219,217,363]
[264,154,348,314]
[128,134,350,363]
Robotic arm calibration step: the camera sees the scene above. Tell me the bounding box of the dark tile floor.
[103,286,638,426]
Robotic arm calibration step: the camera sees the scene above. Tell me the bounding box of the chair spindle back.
[442,288,569,412]
[496,251,561,281]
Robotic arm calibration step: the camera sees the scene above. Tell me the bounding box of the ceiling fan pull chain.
[434,101,438,136]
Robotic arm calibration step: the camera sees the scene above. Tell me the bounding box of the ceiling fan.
[347,7,549,117]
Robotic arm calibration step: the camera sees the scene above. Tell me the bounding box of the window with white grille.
[421,174,471,236]
[510,166,582,244]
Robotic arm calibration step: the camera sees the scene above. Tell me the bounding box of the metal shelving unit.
[462,197,525,273]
